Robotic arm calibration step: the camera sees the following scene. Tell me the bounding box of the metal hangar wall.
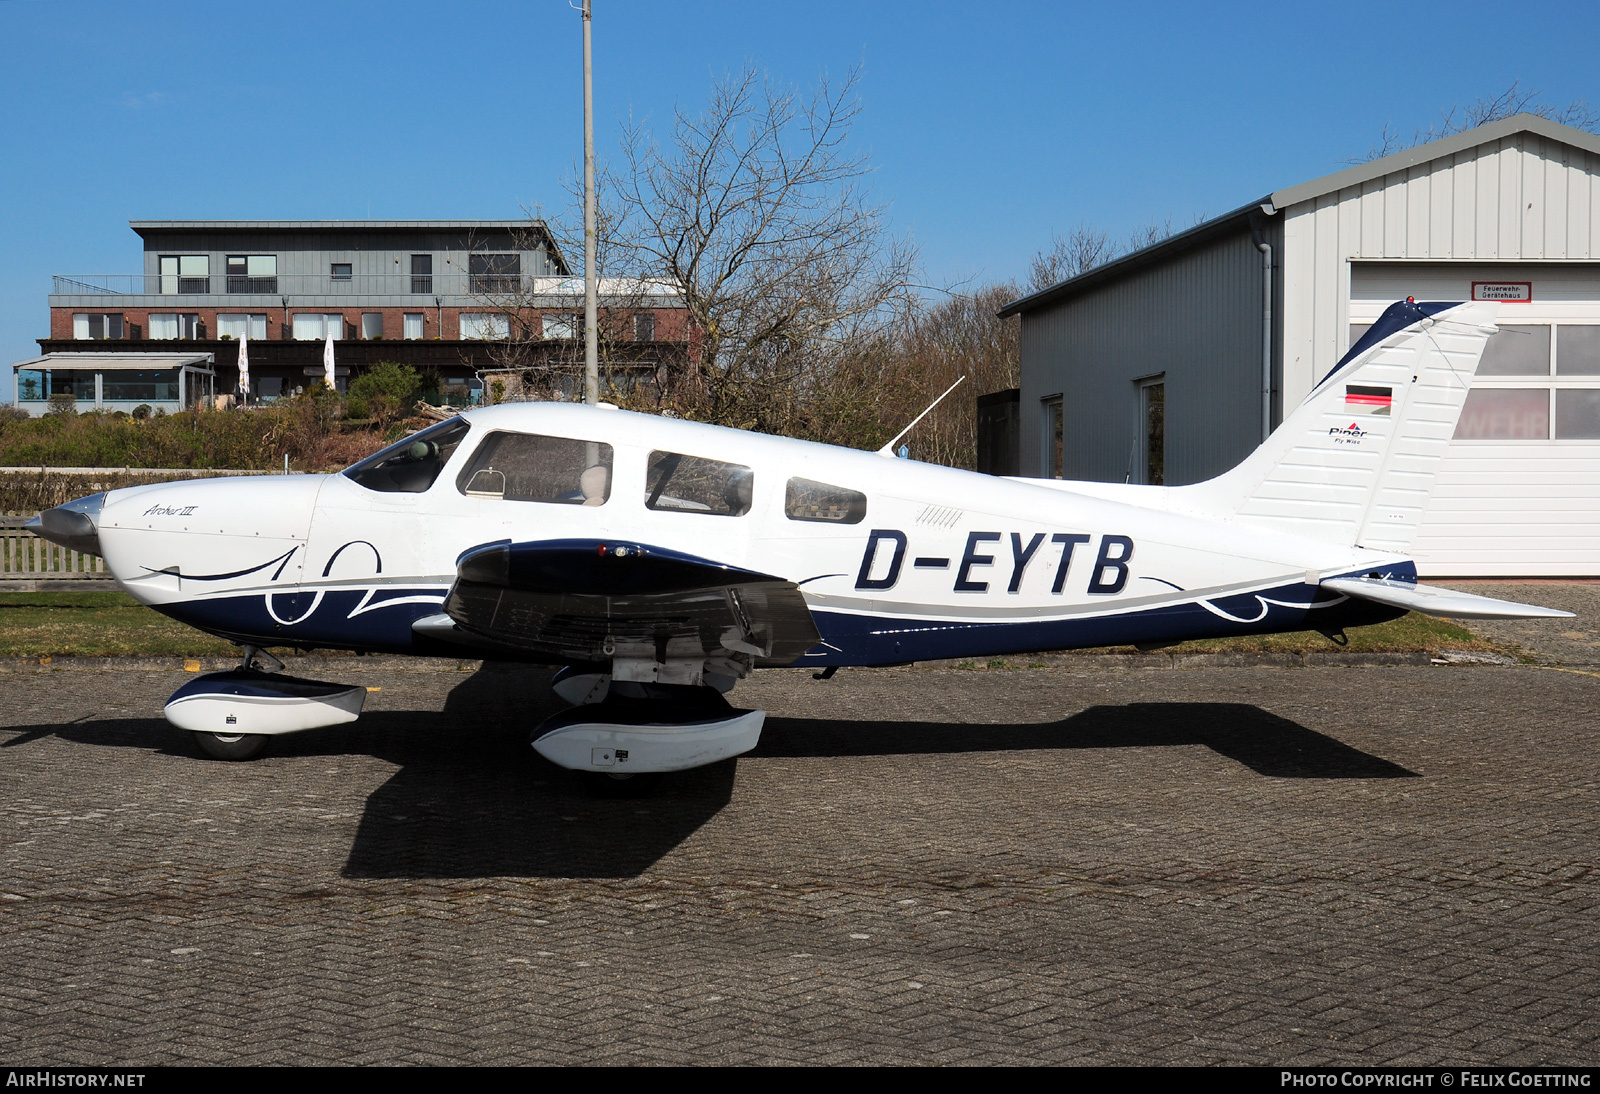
[1003,113,1600,577]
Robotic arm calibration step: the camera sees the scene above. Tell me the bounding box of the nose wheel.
[192,730,269,761]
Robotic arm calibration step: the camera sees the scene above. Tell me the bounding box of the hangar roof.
[1000,113,1600,318]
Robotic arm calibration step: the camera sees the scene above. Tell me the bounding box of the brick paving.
[1446,581,1600,667]
[0,658,1596,1064]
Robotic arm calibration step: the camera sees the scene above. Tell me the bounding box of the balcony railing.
[51,274,678,300]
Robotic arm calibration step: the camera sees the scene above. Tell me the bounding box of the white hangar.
[1001,113,1600,577]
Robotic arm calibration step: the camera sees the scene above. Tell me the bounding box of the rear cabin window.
[456,432,613,505]
[343,417,470,493]
[644,451,752,516]
[785,477,866,524]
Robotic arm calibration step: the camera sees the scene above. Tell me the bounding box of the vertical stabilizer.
[1178,300,1499,551]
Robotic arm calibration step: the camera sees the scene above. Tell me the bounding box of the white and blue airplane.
[30,299,1570,773]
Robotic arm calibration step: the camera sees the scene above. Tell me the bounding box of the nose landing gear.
[166,646,365,761]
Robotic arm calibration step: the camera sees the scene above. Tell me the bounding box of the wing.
[412,538,821,667]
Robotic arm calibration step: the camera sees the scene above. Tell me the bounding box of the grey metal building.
[1001,113,1600,576]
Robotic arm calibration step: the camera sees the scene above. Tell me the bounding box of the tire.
[193,731,269,761]
[580,771,664,798]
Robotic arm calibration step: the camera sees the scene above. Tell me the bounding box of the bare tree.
[466,208,677,406]
[797,283,1021,468]
[603,63,919,432]
[1027,225,1118,290]
[1125,218,1176,253]
[1025,217,1181,292]
[1347,80,1600,164]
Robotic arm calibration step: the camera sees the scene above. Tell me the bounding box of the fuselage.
[92,403,1409,666]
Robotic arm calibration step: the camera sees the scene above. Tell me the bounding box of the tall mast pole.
[582,0,599,406]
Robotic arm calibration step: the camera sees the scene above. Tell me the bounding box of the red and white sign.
[1472,281,1533,302]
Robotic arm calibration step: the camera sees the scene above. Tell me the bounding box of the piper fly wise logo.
[1328,422,1369,446]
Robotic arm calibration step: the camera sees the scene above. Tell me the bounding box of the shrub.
[346,362,420,429]
[0,399,396,476]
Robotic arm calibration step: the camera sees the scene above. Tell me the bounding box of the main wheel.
[193,731,269,761]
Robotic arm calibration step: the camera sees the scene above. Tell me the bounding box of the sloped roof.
[1267,113,1600,209]
[130,220,546,231]
[12,352,215,372]
[1000,113,1600,318]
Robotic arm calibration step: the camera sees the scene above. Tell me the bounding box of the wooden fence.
[0,517,111,584]
[0,469,269,588]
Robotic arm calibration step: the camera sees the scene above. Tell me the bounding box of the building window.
[73,313,124,340]
[160,255,209,294]
[469,253,520,293]
[331,262,353,281]
[460,313,509,340]
[1556,326,1600,375]
[542,313,579,340]
[1478,325,1551,375]
[411,254,433,294]
[1139,378,1165,485]
[216,314,268,340]
[1446,324,1600,443]
[103,369,180,403]
[149,313,201,340]
[292,313,345,340]
[226,255,278,294]
[403,313,425,340]
[15,369,96,403]
[1456,389,1550,439]
[634,312,656,342]
[1555,389,1600,439]
[360,313,384,340]
[1040,396,1064,478]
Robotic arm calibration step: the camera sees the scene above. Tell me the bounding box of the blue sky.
[2,0,1597,399]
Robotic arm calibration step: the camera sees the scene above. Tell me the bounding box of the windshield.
[343,417,471,493]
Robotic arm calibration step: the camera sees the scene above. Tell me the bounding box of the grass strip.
[0,591,235,657]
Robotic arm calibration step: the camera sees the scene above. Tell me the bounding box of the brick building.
[26,220,685,413]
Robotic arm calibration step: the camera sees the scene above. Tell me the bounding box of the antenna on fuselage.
[875,376,967,459]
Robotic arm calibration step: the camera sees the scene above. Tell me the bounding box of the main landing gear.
[534,671,766,786]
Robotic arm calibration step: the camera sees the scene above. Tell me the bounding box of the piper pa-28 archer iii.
[30,298,1570,774]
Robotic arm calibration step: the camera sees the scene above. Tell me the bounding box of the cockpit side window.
[785,477,867,524]
[644,451,752,516]
[343,417,470,493]
[456,431,613,505]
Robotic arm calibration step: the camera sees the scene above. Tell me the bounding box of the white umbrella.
[323,331,336,390]
[237,330,250,403]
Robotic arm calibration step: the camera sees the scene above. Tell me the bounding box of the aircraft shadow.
[26,671,1414,881]
[336,663,739,880]
[755,702,1417,780]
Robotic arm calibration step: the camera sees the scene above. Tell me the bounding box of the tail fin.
[1179,299,1499,551]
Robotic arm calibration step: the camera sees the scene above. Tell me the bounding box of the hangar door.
[1351,263,1600,577]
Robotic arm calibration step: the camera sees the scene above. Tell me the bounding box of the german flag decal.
[1345,384,1392,416]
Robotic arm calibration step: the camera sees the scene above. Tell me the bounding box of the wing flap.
[435,539,820,666]
[1321,577,1574,620]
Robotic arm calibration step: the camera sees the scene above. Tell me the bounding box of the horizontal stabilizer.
[1320,577,1574,620]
